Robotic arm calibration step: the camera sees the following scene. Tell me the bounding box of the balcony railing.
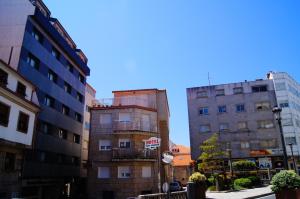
[113,121,157,132]
[112,148,157,160]
[92,96,156,109]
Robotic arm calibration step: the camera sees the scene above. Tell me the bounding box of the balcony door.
[141,114,150,131]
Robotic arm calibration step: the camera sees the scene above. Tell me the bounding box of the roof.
[172,145,192,167]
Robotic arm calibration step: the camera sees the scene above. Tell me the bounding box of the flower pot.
[187,182,206,199]
[275,189,300,199]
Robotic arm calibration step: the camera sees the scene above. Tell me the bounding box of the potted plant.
[271,170,300,199]
[187,172,207,199]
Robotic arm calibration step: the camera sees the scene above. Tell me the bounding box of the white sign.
[259,157,272,169]
[144,137,161,150]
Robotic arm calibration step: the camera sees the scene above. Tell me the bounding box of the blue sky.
[44,0,300,146]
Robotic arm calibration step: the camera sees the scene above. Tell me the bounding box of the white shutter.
[119,113,131,122]
[100,114,112,124]
[142,166,151,178]
[99,140,112,151]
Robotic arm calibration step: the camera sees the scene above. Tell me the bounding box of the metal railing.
[112,148,157,160]
[98,121,157,133]
[138,191,187,199]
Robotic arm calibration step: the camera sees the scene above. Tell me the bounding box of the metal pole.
[278,118,289,170]
[289,144,297,173]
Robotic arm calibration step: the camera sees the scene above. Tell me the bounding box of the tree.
[198,133,225,173]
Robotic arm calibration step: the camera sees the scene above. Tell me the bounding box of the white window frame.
[119,138,131,148]
[118,166,131,178]
[99,140,112,151]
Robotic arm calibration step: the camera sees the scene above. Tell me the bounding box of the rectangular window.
[79,74,85,84]
[51,48,60,60]
[238,121,248,130]
[219,123,229,131]
[236,104,245,112]
[26,53,40,70]
[199,107,208,115]
[16,81,26,97]
[260,139,276,148]
[77,92,83,103]
[282,118,293,126]
[233,87,243,94]
[279,100,289,108]
[119,113,131,122]
[296,119,300,127]
[218,105,227,113]
[275,83,286,91]
[32,28,43,44]
[84,121,90,130]
[17,112,29,133]
[66,62,74,73]
[0,68,8,86]
[215,89,225,96]
[48,69,57,83]
[0,102,10,127]
[196,91,208,98]
[99,140,112,151]
[4,153,15,171]
[142,166,151,178]
[200,124,210,133]
[75,112,82,122]
[257,120,274,129]
[73,134,80,144]
[241,142,250,149]
[118,166,130,178]
[100,114,112,124]
[98,167,110,178]
[58,129,67,139]
[255,102,270,111]
[44,95,55,108]
[119,139,131,148]
[62,105,70,116]
[285,137,297,145]
[64,82,72,94]
[252,85,267,92]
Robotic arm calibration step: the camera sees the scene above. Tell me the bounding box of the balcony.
[112,148,157,161]
[92,96,156,110]
[99,121,157,133]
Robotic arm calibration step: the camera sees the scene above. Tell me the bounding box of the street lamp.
[288,143,297,173]
[272,106,288,170]
[226,144,233,177]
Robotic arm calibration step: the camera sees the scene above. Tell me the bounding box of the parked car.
[169,181,183,192]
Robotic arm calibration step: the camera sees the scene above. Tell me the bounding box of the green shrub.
[189,172,207,183]
[271,170,300,193]
[234,178,252,190]
[247,176,261,186]
[208,185,216,191]
[232,160,256,171]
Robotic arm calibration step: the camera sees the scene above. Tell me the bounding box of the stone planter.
[275,189,300,199]
[187,182,206,199]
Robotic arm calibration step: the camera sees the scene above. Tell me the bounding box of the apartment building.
[0,1,90,198]
[0,60,39,198]
[88,89,170,199]
[187,79,285,171]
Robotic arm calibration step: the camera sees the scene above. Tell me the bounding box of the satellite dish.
[162,152,173,164]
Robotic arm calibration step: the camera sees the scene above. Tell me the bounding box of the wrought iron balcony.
[112,148,157,160]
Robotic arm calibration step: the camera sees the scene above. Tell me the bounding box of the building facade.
[187,79,284,172]
[0,0,90,198]
[0,60,39,198]
[88,89,170,199]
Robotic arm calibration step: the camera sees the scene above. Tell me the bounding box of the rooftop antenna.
[208,72,211,86]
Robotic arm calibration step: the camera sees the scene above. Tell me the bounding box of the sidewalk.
[206,186,273,199]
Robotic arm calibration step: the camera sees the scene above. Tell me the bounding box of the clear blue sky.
[44,0,300,146]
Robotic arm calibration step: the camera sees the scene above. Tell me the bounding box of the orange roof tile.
[171,145,192,166]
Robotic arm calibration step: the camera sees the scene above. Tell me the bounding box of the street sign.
[144,137,161,150]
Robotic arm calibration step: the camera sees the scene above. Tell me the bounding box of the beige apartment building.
[87,89,170,199]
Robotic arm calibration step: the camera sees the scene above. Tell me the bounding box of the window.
[99,140,112,151]
[51,48,60,60]
[4,153,15,171]
[218,105,227,113]
[16,82,26,97]
[252,85,267,92]
[76,92,83,103]
[196,91,207,98]
[257,120,274,129]
[296,119,300,127]
[119,113,131,122]
[0,68,8,86]
[142,166,151,178]
[255,102,270,111]
[279,100,289,108]
[100,114,112,125]
[275,83,286,91]
[84,122,90,130]
[241,142,250,149]
[58,129,67,139]
[75,112,82,122]
[26,53,39,70]
[40,122,50,134]
[216,89,225,96]
[73,134,80,144]
[199,107,208,115]
[285,137,297,145]
[119,139,131,148]
[98,167,110,178]
[62,105,70,116]
[17,112,29,133]
[233,87,243,94]
[200,125,210,133]
[118,166,130,178]
[32,28,43,44]
[64,82,72,94]
[0,102,10,127]
[282,118,293,126]
[78,74,84,84]
[238,122,248,130]
[236,104,245,112]
[260,139,276,148]
[66,62,73,73]
[219,123,229,131]
[48,69,57,83]
[44,95,54,108]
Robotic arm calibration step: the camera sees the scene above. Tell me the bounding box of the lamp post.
[288,143,297,173]
[226,144,233,177]
[272,106,288,170]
